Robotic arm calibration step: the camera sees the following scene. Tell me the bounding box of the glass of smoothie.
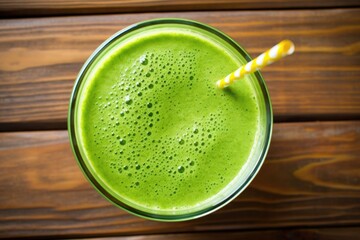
[68,18,272,221]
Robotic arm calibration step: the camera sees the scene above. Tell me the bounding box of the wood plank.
[0,0,359,18]
[0,9,359,127]
[88,227,360,240]
[0,121,359,238]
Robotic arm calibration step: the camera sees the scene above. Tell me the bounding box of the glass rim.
[68,18,273,222]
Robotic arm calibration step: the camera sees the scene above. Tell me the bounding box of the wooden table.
[1,1,360,239]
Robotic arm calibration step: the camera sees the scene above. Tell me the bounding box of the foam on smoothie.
[77,28,260,213]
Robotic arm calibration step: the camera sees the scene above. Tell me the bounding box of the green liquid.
[77,27,260,214]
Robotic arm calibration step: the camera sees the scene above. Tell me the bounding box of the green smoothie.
[70,19,271,220]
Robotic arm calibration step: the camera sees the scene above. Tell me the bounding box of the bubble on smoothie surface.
[139,55,148,65]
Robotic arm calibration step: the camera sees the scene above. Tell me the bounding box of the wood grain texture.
[0,121,359,238]
[1,9,360,130]
[89,227,360,240]
[0,0,359,18]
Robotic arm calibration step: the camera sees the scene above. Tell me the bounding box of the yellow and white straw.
[216,40,295,88]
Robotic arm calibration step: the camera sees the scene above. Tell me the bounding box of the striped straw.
[216,40,295,88]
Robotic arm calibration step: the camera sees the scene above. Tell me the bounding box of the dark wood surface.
[0,0,359,18]
[89,227,360,240]
[1,9,359,131]
[1,121,359,238]
[0,0,359,239]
